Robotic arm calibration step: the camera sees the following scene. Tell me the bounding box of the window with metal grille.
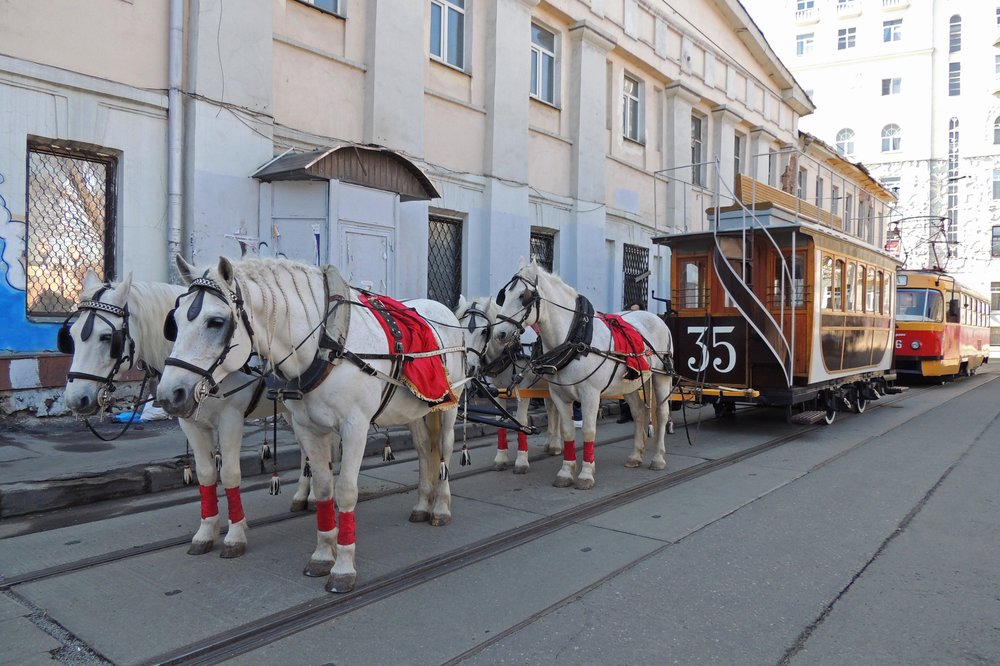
[529,231,554,272]
[622,243,649,310]
[26,142,117,318]
[948,62,961,96]
[427,215,462,309]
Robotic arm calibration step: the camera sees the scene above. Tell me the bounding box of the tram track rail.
[135,384,934,666]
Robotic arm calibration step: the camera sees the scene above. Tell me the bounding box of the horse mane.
[220,257,329,365]
[520,263,576,304]
[79,280,183,373]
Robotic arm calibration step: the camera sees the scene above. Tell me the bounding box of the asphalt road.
[1,368,997,665]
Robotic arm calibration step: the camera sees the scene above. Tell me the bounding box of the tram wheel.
[854,396,868,414]
[823,409,836,425]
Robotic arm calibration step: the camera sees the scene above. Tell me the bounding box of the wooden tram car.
[893,269,990,379]
[654,191,899,424]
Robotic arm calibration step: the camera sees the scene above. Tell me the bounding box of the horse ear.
[116,272,133,302]
[456,294,467,312]
[82,270,104,293]
[517,256,526,270]
[175,255,197,285]
[218,256,235,285]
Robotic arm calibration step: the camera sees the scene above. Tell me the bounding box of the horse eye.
[99,333,112,343]
[206,317,227,330]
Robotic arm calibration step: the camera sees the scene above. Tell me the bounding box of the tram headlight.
[910,340,921,350]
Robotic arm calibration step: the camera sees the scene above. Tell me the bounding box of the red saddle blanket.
[358,293,456,407]
[598,313,650,374]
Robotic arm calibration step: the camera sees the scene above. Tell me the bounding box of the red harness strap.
[199,484,218,520]
[598,313,650,373]
[224,486,245,524]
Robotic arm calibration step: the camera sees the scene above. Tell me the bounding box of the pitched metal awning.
[252,144,440,202]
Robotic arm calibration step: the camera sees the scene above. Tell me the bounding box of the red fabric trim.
[497,427,508,450]
[337,511,356,546]
[224,486,245,524]
[517,431,528,452]
[583,441,595,464]
[599,313,650,373]
[316,499,336,532]
[358,293,454,406]
[563,441,576,462]
[199,484,218,519]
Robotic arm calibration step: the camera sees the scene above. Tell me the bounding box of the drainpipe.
[166,0,184,283]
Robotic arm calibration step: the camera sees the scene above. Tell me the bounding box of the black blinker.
[187,289,206,321]
[163,309,178,342]
[57,324,74,354]
[110,330,124,360]
[80,311,95,342]
[495,287,506,306]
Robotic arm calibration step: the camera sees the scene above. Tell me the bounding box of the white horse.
[156,256,467,593]
[60,271,312,558]
[491,261,674,490]
[455,295,563,473]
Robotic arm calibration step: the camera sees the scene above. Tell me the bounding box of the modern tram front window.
[896,289,944,322]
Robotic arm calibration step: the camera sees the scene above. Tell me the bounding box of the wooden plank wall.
[734,175,843,231]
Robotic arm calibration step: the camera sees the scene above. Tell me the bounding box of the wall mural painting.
[0,174,60,354]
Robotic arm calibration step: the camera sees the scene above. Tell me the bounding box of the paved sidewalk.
[0,399,626,519]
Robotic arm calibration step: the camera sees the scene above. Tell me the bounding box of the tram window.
[833,259,843,310]
[855,264,864,311]
[822,256,834,309]
[845,263,856,310]
[883,272,892,315]
[679,259,705,308]
[897,288,944,322]
[774,254,805,307]
[877,271,884,314]
[866,267,876,312]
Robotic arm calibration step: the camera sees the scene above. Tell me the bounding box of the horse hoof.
[553,475,575,488]
[545,447,562,456]
[624,458,642,468]
[187,541,214,556]
[289,499,309,512]
[303,559,334,577]
[430,513,451,527]
[408,510,430,523]
[325,573,356,594]
[649,460,667,471]
[513,465,529,475]
[494,462,509,472]
[575,478,595,490]
[220,543,246,559]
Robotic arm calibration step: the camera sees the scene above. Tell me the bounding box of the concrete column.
[564,20,615,300]
[662,82,700,233]
[364,0,425,156]
[748,127,776,185]
[712,105,740,204]
[479,0,538,294]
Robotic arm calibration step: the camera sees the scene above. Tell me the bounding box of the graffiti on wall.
[0,174,60,353]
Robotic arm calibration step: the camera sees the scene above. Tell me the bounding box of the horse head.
[493,259,544,348]
[62,270,135,416]
[157,255,255,418]
[454,294,497,377]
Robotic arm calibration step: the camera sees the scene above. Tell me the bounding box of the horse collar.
[530,294,595,375]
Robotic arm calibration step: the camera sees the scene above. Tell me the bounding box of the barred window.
[427,215,462,309]
[622,243,649,310]
[529,231,554,272]
[26,142,117,318]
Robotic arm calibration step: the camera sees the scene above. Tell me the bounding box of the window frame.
[837,27,856,50]
[530,22,558,106]
[993,169,1000,200]
[949,15,961,53]
[883,18,902,43]
[733,132,745,182]
[948,62,961,96]
[881,77,901,96]
[294,0,344,18]
[836,128,855,157]
[429,0,467,71]
[881,124,901,153]
[622,72,643,144]
[691,113,704,186]
[796,32,815,56]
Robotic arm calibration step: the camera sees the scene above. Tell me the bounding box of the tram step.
[882,385,908,394]
[789,410,828,425]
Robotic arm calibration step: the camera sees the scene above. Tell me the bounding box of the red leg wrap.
[337,511,356,546]
[517,431,528,452]
[583,441,595,464]
[316,499,336,532]
[199,484,218,519]
[563,441,577,462]
[224,486,245,524]
[497,427,508,450]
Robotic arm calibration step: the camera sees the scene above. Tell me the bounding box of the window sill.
[529,95,560,111]
[293,1,346,20]
[430,56,470,77]
[623,135,646,147]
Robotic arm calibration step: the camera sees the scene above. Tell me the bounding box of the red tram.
[893,270,989,379]
[654,178,899,424]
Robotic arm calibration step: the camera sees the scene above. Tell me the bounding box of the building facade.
[0,0,824,414]
[744,0,1000,345]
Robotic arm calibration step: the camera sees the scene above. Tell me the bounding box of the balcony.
[835,0,861,18]
[795,7,820,25]
[882,0,909,11]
